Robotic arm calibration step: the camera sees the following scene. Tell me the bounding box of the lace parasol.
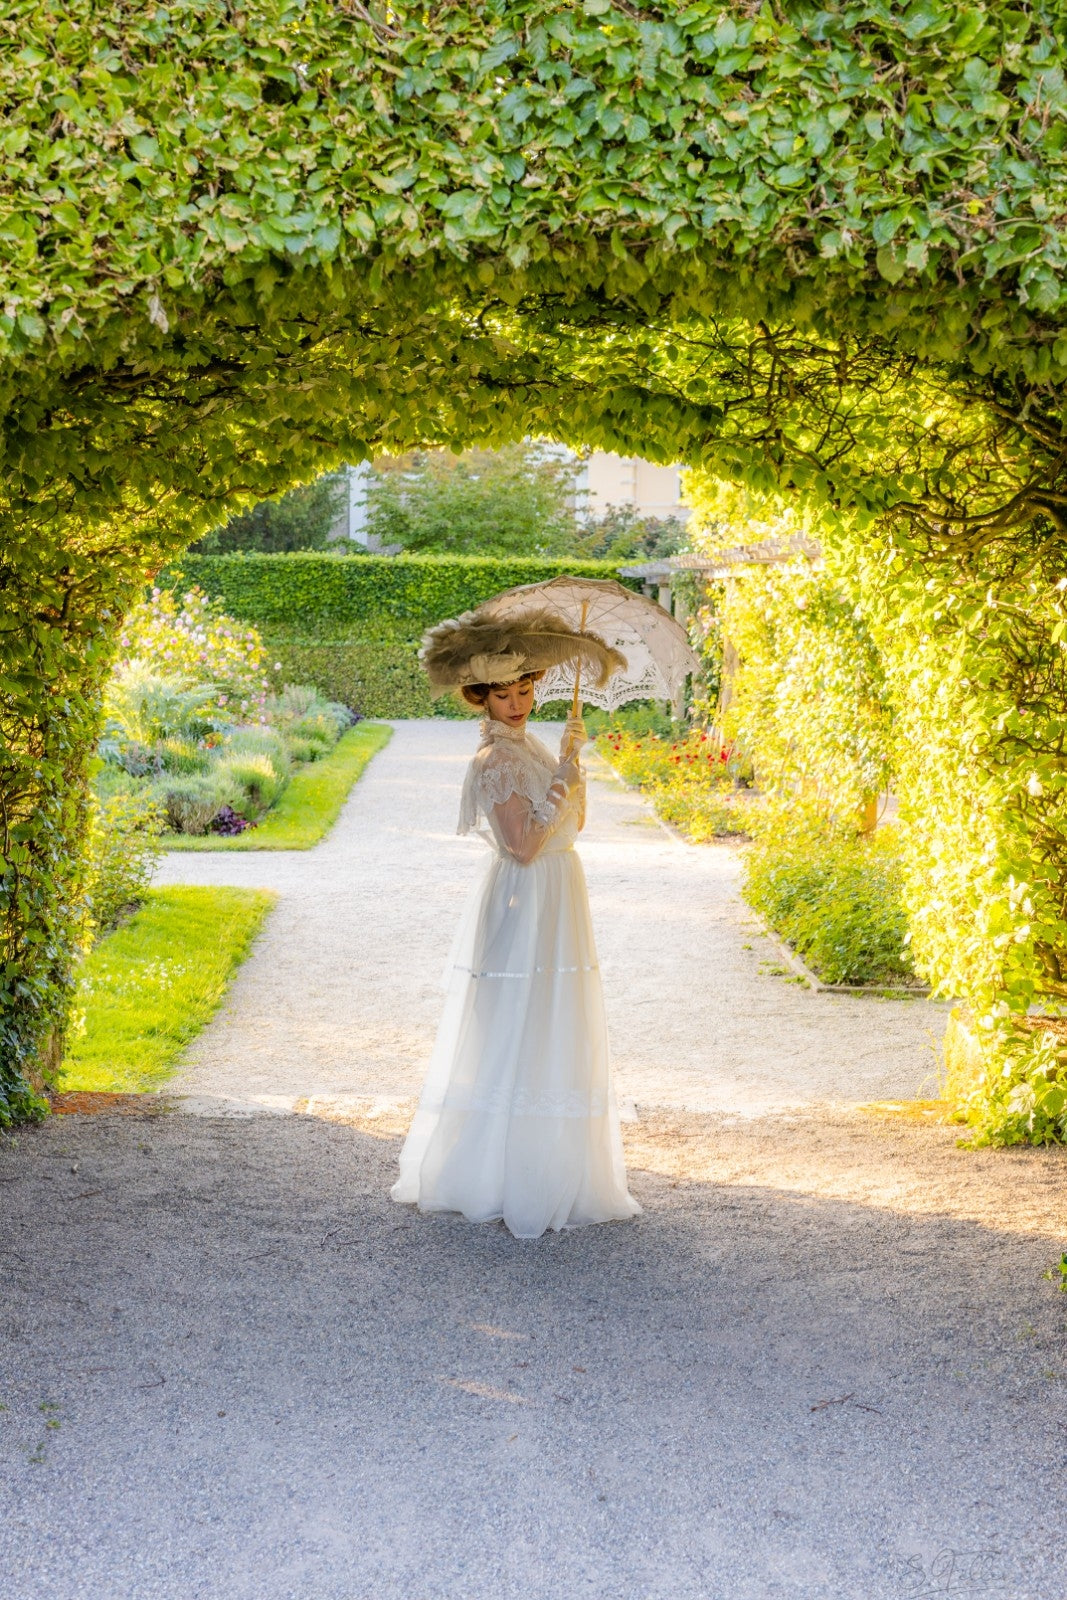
[478,575,701,712]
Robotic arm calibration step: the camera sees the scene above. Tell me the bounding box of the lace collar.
[479,715,529,746]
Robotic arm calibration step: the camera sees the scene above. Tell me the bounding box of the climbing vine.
[703,559,892,821]
[857,515,1067,1143]
[0,537,142,1117]
[687,471,1067,1140]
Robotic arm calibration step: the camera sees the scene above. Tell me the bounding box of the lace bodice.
[458,718,585,861]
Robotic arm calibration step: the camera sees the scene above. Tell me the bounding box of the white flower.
[1026,773,1044,797]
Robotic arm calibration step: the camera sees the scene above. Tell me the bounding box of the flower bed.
[742,804,917,988]
[595,727,755,839]
[595,720,913,987]
[94,587,359,841]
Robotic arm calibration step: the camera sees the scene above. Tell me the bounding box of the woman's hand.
[560,716,588,763]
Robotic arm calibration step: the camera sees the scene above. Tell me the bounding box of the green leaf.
[875,245,907,283]
[16,310,45,341]
[481,33,518,70]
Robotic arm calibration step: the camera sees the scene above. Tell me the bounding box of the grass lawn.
[163,721,392,851]
[61,885,276,1094]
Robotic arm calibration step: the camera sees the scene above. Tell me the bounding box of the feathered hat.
[419,605,627,698]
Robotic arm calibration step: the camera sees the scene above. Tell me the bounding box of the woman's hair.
[460,670,544,709]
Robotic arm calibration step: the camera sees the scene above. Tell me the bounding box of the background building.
[329,451,691,547]
[572,452,691,525]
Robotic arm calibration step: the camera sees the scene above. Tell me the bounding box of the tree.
[568,506,689,563]
[192,473,347,555]
[2,1,1067,1120]
[364,444,580,554]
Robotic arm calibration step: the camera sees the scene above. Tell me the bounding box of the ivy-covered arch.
[3,0,1067,1119]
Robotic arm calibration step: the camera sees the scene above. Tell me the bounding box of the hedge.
[265,638,455,720]
[163,554,634,638]
[161,554,637,718]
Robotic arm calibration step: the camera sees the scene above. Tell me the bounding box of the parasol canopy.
[478,575,702,712]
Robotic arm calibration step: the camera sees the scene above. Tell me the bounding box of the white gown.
[391,716,641,1239]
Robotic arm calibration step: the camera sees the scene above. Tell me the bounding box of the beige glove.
[560,716,588,763]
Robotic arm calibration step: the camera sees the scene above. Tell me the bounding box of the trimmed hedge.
[265,639,455,719]
[161,554,637,718]
[163,554,634,638]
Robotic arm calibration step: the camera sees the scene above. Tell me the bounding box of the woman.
[391,612,641,1239]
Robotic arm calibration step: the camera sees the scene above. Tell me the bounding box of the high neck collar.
[480,715,529,745]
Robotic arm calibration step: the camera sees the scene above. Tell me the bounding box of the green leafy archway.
[3,0,1067,1118]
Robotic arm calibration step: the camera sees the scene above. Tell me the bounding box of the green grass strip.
[163,720,392,851]
[61,885,275,1094]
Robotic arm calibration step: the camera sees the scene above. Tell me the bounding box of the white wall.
[573,452,691,522]
[327,461,372,544]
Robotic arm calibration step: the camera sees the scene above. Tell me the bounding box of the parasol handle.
[570,601,589,719]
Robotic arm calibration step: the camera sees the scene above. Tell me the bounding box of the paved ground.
[1,720,1065,1600]
[152,719,946,1119]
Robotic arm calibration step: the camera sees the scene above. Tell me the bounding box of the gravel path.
[153,719,947,1119]
[1,719,1065,1600]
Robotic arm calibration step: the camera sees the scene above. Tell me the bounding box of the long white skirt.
[392,842,641,1239]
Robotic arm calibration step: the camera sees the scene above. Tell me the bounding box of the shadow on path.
[1,1107,1064,1600]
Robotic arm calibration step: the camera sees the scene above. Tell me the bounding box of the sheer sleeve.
[491,756,581,865]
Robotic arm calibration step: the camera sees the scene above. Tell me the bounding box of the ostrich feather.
[419,605,627,697]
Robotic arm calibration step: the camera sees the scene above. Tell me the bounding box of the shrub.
[289,712,338,752]
[594,719,755,843]
[116,585,279,720]
[153,773,237,836]
[943,1010,1067,1148]
[649,784,756,841]
[163,554,633,639]
[742,808,913,986]
[265,638,450,719]
[159,737,211,775]
[264,682,358,741]
[223,726,292,779]
[267,682,323,721]
[104,667,224,748]
[598,727,739,791]
[285,736,327,763]
[86,792,164,936]
[682,489,893,821]
[210,805,252,837]
[90,762,140,804]
[214,754,287,819]
[585,703,676,739]
[318,699,356,736]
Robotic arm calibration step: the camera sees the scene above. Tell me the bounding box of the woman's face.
[486,677,535,728]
